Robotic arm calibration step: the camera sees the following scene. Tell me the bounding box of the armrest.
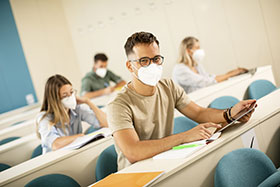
[258,171,280,187]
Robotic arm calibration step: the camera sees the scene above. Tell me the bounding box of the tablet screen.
[217,101,257,132]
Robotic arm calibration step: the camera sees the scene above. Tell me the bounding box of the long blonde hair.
[36,74,72,138]
[178,36,199,67]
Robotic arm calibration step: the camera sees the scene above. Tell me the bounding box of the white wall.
[61,0,280,84]
[259,0,280,84]
[10,0,82,102]
[10,0,280,103]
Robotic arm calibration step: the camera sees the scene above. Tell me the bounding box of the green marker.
[172,143,204,150]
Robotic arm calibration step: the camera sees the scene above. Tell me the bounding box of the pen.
[172,143,204,150]
[104,82,109,87]
[250,136,254,148]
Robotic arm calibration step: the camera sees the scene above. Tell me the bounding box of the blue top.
[172,63,217,93]
[36,104,100,154]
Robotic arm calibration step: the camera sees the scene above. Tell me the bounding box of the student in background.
[172,36,248,93]
[81,53,126,98]
[107,32,255,170]
[36,74,108,154]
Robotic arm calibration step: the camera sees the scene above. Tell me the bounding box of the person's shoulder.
[84,71,93,77]
[107,86,134,118]
[173,63,191,75]
[107,69,114,74]
[158,78,176,88]
[36,111,52,124]
[174,63,190,71]
[107,69,119,76]
[174,63,185,68]
[158,79,182,93]
[108,86,131,107]
[36,111,45,122]
[82,71,95,80]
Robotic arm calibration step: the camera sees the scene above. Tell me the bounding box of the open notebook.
[153,132,221,160]
[91,171,165,187]
[59,128,111,151]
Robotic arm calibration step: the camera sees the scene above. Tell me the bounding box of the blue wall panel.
[0,0,38,114]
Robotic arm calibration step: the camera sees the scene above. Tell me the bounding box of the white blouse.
[36,104,100,154]
[172,63,217,93]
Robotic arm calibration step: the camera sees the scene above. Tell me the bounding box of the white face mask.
[96,68,107,78]
[131,63,163,86]
[61,93,77,109]
[192,49,205,63]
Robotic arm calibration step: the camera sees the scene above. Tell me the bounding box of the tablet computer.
[217,101,257,133]
[248,68,257,76]
[236,67,256,77]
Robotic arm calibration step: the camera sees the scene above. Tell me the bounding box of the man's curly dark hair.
[124,32,159,56]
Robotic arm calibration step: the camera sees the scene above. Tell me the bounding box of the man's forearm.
[114,80,126,88]
[114,126,213,164]
[196,107,226,124]
[116,132,186,164]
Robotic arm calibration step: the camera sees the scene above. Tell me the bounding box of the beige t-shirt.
[107,79,191,170]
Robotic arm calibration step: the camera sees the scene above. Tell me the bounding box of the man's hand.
[183,122,221,142]
[231,100,257,123]
[103,86,114,95]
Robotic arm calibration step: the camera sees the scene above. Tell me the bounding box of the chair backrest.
[84,126,100,135]
[215,148,277,187]
[208,96,239,110]
[97,105,104,109]
[11,120,26,126]
[259,170,280,187]
[0,136,20,145]
[95,145,118,181]
[31,145,42,159]
[24,173,80,187]
[247,79,276,100]
[0,163,11,172]
[173,116,198,134]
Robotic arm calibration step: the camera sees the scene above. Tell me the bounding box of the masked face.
[61,93,77,109]
[96,68,107,78]
[192,49,205,63]
[131,62,162,86]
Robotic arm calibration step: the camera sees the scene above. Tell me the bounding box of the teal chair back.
[24,174,80,187]
[247,79,276,100]
[208,96,239,110]
[0,163,11,172]
[259,171,280,187]
[173,116,198,134]
[215,148,280,187]
[84,126,100,135]
[11,120,25,126]
[31,145,42,159]
[95,145,118,181]
[0,136,20,145]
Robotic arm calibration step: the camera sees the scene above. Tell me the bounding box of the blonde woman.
[172,36,248,93]
[36,74,107,154]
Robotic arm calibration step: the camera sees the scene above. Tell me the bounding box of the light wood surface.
[0,136,114,187]
[119,89,280,187]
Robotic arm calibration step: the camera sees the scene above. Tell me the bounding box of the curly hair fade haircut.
[94,53,108,63]
[124,32,159,56]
